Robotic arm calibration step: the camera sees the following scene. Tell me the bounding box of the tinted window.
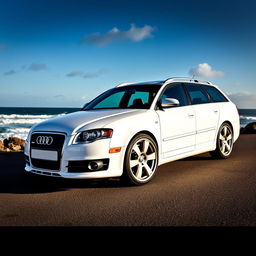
[185,84,210,105]
[161,84,188,106]
[203,86,228,102]
[93,91,125,109]
[127,91,150,107]
[84,84,161,110]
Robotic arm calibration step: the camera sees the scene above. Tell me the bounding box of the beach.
[0,133,255,226]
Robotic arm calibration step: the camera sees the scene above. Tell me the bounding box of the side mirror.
[80,103,88,110]
[161,98,180,108]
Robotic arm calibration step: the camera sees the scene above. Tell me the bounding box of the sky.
[0,0,256,108]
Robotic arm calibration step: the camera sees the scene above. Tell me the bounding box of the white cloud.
[80,24,155,46]
[227,92,256,109]
[189,63,224,78]
[126,24,155,42]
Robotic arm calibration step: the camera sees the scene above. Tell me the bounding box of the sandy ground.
[0,134,256,226]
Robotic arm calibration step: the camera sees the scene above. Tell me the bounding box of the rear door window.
[185,84,210,105]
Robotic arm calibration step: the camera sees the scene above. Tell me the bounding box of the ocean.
[0,107,79,141]
[0,107,255,140]
[238,109,256,128]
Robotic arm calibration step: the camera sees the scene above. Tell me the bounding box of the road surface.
[0,134,256,226]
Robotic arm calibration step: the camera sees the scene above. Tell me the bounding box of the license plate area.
[31,149,58,161]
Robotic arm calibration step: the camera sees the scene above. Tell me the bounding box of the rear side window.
[203,86,228,102]
[185,84,210,105]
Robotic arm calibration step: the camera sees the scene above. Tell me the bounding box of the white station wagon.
[24,77,240,185]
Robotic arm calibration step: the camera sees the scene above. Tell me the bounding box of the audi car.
[24,77,240,185]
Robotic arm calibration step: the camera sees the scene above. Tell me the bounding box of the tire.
[122,134,158,185]
[210,122,234,159]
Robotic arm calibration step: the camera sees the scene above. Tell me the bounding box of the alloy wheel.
[218,124,233,156]
[129,138,157,182]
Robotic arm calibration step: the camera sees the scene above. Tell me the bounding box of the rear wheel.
[122,134,158,185]
[210,123,234,159]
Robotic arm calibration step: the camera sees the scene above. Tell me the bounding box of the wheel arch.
[221,120,234,133]
[130,130,159,151]
[123,130,160,164]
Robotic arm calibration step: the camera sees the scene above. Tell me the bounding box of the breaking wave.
[0,113,65,140]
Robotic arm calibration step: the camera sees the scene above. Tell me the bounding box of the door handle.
[188,113,194,118]
[213,110,219,113]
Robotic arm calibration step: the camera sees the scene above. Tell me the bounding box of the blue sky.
[0,0,256,108]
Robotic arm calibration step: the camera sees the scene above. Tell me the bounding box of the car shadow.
[0,151,215,194]
[180,153,213,161]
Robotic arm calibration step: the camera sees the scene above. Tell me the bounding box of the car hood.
[31,109,142,135]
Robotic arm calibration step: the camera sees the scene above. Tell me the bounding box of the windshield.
[83,84,162,110]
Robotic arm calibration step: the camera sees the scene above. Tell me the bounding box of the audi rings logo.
[36,136,54,145]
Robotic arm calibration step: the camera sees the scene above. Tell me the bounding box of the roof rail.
[116,81,138,87]
[164,77,212,85]
[116,77,213,88]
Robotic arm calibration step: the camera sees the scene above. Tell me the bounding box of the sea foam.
[0,113,65,140]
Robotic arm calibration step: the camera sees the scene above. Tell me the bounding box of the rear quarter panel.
[218,102,240,142]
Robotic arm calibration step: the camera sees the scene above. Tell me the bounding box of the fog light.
[88,160,104,171]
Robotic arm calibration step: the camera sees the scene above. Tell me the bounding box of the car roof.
[117,77,214,87]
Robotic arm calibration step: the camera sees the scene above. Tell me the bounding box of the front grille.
[30,133,65,150]
[30,133,65,170]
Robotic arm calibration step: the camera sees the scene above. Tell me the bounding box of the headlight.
[73,129,113,144]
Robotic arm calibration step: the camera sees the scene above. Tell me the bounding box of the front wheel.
[122,134,158,185]
[210,123,234,159]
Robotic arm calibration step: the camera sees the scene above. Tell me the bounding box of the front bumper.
[24,134,125,179]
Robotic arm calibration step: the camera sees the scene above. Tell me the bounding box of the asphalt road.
[0,134,256,226]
